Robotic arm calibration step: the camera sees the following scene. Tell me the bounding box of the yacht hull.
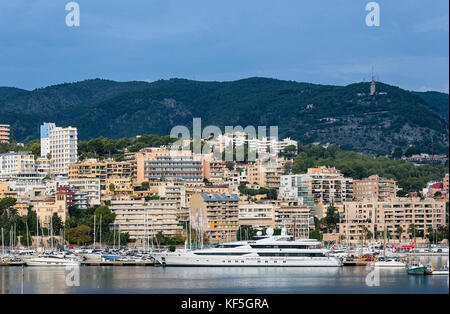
[24,258,80,266]
[373,261,406,267]
[154,254,342,267]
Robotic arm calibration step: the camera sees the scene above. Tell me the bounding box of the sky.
[0,0,448,92]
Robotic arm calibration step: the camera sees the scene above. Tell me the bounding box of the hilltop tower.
[370,68,376,96]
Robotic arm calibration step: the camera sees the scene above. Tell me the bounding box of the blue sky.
[0,0,448,92]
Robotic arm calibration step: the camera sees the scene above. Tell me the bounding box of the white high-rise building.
[40,122,78,175]
[40,122,55,158]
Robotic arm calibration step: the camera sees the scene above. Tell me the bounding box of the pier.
[81,261,156,266]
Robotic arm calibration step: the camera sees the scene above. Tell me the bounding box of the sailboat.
[23,252,80,266]
[373,226,406,268]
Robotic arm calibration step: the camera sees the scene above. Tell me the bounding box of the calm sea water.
[1,256,448,294]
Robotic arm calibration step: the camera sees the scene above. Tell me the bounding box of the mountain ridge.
[1,77,448,155]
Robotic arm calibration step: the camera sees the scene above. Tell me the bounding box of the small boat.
[431,266,449,275]
[406,263,427,275]
[373,258,406,268]
[425,262,449,275]
[23,254,80,266]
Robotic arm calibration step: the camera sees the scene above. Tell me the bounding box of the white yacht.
[372,258,406,268]
[152,229,342,267]
[23,253,81,266]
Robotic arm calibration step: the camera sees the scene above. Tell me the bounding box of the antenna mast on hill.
[370,66,376,96]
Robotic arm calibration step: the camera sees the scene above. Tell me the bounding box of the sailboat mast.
[99,214,102,250]
[36,213,39,249]
[93,214,96,249]
[26,222,29,249]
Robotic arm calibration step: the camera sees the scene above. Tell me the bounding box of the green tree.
[396,226,404,242]
[237,225,258,241]
[392,147,403,159]
[309,228,323,241]
[141,181,150,191]
[67,225,92,245]
[0,197,17,216]
[324,203,340,233]
[51,213,63,235]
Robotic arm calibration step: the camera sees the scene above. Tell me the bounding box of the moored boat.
[425,262,449,275]
[373,257,406,268]
[23,253,80,266]
[406,263,427,275]
[152,228,342,267]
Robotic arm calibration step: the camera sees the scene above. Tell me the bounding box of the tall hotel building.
[40,123,78,175]
[0,124,10,143]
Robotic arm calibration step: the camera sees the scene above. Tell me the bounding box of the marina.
[1,230,448,294]
[0,262,448,294]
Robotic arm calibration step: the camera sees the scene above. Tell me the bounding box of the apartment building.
[308,167,353,206]
[49,177,101,207]
[246,162,263,186]
[109,199,182,241]
[338,198,446,243]
[247,137,298,156]
[190,193,240,244]
[158,182,187,207]
[215,134,297,156]
[40,123,78,175]
[106,177,133,196]
[35,157,51,175]
[278,174,315,214]
[0,151,35,177]
[68,178,101,206]
[186,184,230,207]
[353,175,397,201]
[203,160,227,183]
[274,200,311,239]
[238,203,275,229]
[134,148,203,184]
[69,160,132,188]
[0,124,10,143]
[280,167,353,216]
[5,173,47,195]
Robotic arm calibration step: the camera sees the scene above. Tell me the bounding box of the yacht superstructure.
[153,229,342,267]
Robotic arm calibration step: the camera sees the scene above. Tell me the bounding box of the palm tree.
[386,230,392,244]
[407,224,417,242]
[396,226,403,243]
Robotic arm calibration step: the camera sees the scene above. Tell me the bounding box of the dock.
[81,261,156,266]
[343,260,371,266]
[0,261,26,266]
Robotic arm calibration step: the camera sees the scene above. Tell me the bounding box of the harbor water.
[0,256,448,294]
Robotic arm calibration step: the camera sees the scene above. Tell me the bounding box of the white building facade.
[40,123,78,175]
